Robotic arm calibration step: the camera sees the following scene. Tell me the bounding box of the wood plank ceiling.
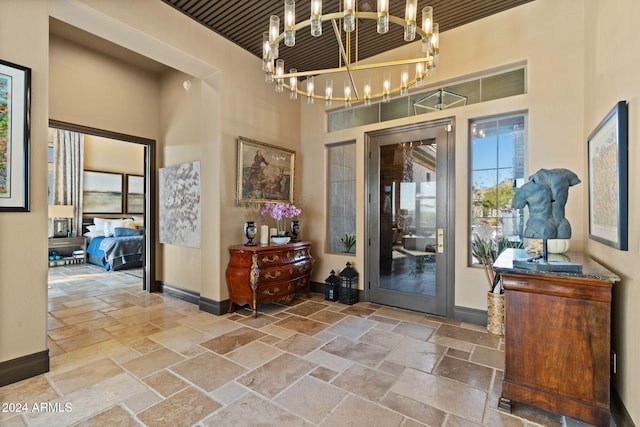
[161,0,535,74]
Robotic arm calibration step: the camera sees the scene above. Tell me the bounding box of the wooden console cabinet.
[226,241,313,317]
[494,249,619,427]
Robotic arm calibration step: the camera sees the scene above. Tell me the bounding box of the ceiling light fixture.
[263,0,440,106]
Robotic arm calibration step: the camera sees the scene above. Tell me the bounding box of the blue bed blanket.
[86,235,144,270]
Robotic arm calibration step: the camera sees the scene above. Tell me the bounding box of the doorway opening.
[48,120,157,292]
[366,119,455,317]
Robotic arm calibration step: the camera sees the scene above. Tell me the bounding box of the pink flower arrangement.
[261,203,301,234]
[261,202,301,221]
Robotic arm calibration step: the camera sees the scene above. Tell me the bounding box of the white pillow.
[94,217,136,237]
[86,224,104,236]
[83,231,103,240]
[93,217,108,233]
[115,218,136,229]
[104,221,115,237]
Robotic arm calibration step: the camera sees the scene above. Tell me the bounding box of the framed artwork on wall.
[236,136,295,204]
[159,161,201,248]
[0,59,31,212]
[588,100,628,251]
[126,174,144,214]
[83,170,123,214]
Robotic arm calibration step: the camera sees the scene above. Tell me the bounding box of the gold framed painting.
[237,136,295,204]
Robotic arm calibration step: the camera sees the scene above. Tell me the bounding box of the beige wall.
[157,70,204,293]
[584,0,639,420]
[0,2,49,362]
[301,0,585,310]
[49,34,160,140]
[49,0,301,303]
[84,135,144,176]
[3,0,636,421]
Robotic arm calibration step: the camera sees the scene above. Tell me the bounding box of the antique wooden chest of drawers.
[494,249,619,427]
[226,241,313,317]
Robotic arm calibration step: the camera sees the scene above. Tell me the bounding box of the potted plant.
[338,234,356,254]
[472,234,523,336]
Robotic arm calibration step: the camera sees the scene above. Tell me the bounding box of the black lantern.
[324,269,340,302]
[339,262,359,305]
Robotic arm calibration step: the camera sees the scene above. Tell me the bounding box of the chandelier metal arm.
[279,57,433,79]
[331,19,359,100]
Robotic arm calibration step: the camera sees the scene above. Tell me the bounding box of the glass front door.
[368,121,452,316]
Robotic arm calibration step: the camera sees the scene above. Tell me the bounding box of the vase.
[290,220,300,242]
[244,221,257,246]
[487,291,505,337]
[271,236,291,245]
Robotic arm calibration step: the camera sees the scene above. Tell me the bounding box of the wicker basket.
[487,291,505,337]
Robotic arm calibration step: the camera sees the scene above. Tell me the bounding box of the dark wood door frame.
[49,119,158,292]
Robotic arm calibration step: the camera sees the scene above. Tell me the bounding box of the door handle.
[437,228,444,253]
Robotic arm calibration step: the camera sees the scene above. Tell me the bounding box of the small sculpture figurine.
[512,168,581,272]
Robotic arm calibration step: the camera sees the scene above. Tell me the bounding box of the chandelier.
[263,0,440,107]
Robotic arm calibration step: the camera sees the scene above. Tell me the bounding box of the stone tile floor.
[0,264,604,426]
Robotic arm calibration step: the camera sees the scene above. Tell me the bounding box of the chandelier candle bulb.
[404,0,418,41]
[344,80,352,107]
[310,0,322,36]
[377,0,389,34]
[289,69,298,100]
[401,65,409,96]
[275,59,284,92]
[262,32,271,61]
[422,6,433,54]
[325,79,333,106]
[262,2,441,105]
[364,78,372,105]
[269,15,280,59]
[429,23,439,69]
[284,0,295,47]
[422,6,433,35]
[262,31,274,81]
[265,62,274,83]
[343,0,355,32]
[416,57,424,86]
[383,73,391,103]
[306,76,315,103]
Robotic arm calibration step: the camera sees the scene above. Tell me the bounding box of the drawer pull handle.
[263,287,280,296]
[262,255,280,263]
[264,271,281,279]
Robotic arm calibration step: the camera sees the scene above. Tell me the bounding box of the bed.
[84,217,144,271]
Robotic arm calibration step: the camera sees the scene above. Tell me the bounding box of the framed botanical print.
[588,101,628,250]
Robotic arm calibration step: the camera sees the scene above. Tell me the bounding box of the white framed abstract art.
[159,161,201,248]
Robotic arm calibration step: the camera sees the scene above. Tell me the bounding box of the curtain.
[51,129,84,237]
